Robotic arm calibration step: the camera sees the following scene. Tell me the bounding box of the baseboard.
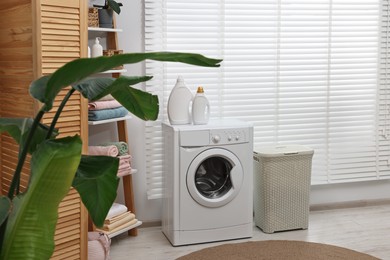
[310,198,390,211]
[139,221,161,228]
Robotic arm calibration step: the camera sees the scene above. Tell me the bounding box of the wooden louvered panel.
[0,0,88,258]
[51,246,80,259]
[42,35,81,44]
[41,0,87,259]
[51,241,81,260]
[55,233,80,245]
[0,0,34,206]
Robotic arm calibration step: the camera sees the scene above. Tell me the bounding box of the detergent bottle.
[167,76,193,125]
[192,86,210,125]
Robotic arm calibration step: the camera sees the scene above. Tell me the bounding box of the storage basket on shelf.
[88,7,99,27]
[253,145,314,234]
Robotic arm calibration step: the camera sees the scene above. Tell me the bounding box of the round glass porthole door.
[186,148,243,208]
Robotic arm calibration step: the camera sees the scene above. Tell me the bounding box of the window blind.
[145,0,389,199]
[380,0,390,178]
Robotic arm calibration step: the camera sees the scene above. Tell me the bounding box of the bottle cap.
[197,86,204,93]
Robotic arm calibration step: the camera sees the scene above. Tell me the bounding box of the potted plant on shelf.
[0,52,221,259]
[95,0,123,28]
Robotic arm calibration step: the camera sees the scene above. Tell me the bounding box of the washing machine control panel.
[210,128,249,145]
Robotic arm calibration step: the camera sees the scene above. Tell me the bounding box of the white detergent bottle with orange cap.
[167,76,193,125]
[192,86,210,125]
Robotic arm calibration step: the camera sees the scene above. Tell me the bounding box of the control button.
[235,136,240,141]
[228,136,232,141]
[212,135,221,143]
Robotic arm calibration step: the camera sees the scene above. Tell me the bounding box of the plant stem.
[46,88,75,139]
[7,109,45,199]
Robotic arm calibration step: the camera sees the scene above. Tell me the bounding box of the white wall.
[99,1,390,223]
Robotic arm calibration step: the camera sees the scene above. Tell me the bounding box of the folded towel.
[106,203,128,219]
[88,145,119,157]
[119,154,132,165]
[88,231,111,260]
[88,100,122,111]
[105,211,132,225]
[98,94,115,101]
[102,142,128,156]
[118,162,131,170]
[117,167,132,177]
[102,213,135,231]
[96,219,138,235]
[88,106,128,121]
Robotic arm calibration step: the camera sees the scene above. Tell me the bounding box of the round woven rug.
[177,240,379,260]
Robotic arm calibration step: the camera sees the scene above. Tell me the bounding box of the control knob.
[212,135,221,143]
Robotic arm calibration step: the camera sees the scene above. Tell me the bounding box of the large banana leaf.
[73,155,120,227]
[0,197,11,226]
[0,118,57,154]
[72,76,158,120]
[110,79,159,120]
[29,52,222,111]
[73,76,152,101]
[0,136,82,260]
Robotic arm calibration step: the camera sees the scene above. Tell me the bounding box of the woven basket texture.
[254,153,313,233]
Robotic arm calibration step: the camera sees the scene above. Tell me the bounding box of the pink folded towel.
[117,168,132,177]
[119,162,131,170]
[118,154,132,165]
[88,100,122,110]
[88,145,119,157]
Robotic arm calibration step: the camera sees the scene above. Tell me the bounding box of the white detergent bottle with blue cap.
[168,76,193,125]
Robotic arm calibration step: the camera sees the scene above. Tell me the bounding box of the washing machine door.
[186,148,243,208]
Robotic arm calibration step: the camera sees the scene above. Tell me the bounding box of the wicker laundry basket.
[253,145,314,234]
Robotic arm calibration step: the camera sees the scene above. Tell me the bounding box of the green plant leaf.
[111,79,159,120]
[72,155,120,227]
[0,136,82,260]
[29,75,50,105]
[73,75,152,101]
[0,118,58,154]
[30,52,222,111]
[107,0,121,14]
[73,76,158,120]
[0,196,11,226]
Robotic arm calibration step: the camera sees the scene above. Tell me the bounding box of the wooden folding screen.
[0,0,88,259]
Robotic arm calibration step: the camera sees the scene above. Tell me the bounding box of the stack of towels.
[95,203,138,236]
[88,142,132,177]
[88,94,128,121]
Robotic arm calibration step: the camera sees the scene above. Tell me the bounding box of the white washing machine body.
[162,119,253,246]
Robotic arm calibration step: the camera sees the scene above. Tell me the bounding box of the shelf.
[88,27,123,33]
[88,114,132,125]
[107,220,142,238]
[88,17,139,237]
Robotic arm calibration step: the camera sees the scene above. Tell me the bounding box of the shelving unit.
[88,19,139,237]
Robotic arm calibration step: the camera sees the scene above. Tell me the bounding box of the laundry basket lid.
[254,145,314,158]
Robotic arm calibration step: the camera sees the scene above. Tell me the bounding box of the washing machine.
[162,119,253,246]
